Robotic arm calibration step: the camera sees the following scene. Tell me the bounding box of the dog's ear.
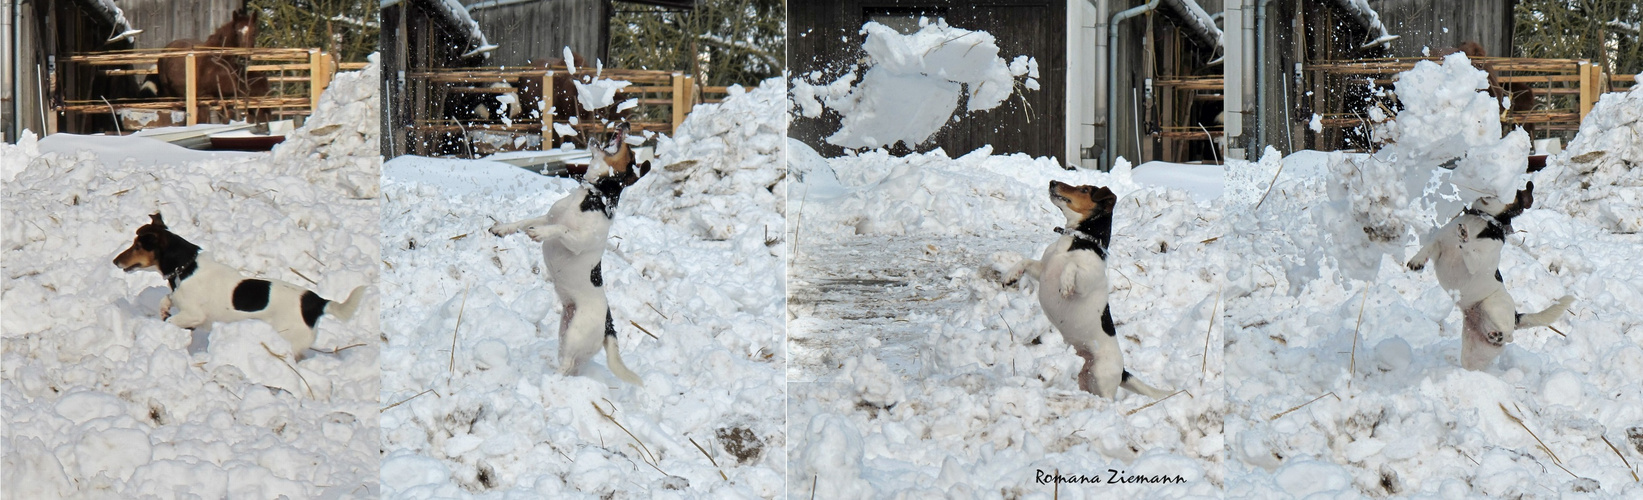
[1091,186,1118,213]
[623,160,650,186]
[149,212,166,228]
[1516,181,1534,210]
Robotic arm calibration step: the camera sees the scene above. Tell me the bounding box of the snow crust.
[2,56,383,498]
[378,79,786,497]
[1222,74,1643,497]
[791,20,1038,150]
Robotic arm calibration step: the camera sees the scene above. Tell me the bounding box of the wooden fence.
[405,65,742,157]
[1304,56,1625,136]
[63,47,359,129]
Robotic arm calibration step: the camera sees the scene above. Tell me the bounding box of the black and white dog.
[1006,181,1170,399]
[1407,182,1573,370]
[490,123,647,386]
[114,213,365,360]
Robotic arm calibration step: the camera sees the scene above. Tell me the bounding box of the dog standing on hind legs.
[1005,181,1170,400]
[490,123,646,386]
[1406,181,1574,370]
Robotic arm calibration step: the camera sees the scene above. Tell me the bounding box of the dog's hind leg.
[557,300,605,377]
[1461,304,1506,370]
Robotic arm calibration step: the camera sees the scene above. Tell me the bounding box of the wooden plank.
[185,53,197,126]
[671,74,687,132]
[542,70,555,151]
[1579,62,1594,118]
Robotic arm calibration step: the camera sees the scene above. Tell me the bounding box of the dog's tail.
[1121,371,1172,399]
[604,317,643,386]
[325,286,367,321]
[1516,295,1574,329]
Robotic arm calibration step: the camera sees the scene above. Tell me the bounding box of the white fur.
[1006,195,1169,399]
[1408,196,1573,370]
[490,140,642,386]
[163,255,364,359]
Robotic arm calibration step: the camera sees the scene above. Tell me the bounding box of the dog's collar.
[164,260,197,289]
[1055,226,1106,245]
[1462,207,1500,221]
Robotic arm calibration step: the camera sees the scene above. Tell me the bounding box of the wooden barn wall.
[789,0,1067,162]
[462,0,609,67]
[118,0,244,50]
[383,2,481,157]
[1106,0,1222,165]
[1368,0,1516,59]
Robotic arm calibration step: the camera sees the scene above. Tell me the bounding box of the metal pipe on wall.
[1105,0,1160,169]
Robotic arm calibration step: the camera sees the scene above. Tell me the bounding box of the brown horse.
[158,9,266,121]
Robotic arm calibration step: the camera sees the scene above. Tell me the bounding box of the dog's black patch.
[231,280,272,312]
[604,308,617,339]
[151,231,202,289]
[578,188,608,216]
[1121,370,1133,382]
[590,262,603,287]
[300,291,327,328]
[1477,221,1505,241]
[1495,270,1503,282]
[1101,306,1116,337]
[579,176,631,218]
[1068,211,1113,260]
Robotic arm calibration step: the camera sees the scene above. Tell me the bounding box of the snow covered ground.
[378,79,787,498]
[2,56,382,497]
[786,144,1227,497]
[1222,74,1643,496]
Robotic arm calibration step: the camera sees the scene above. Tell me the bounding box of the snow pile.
[378,85,786,497]
[1224,85,1643,496]
[791,144,1145,237]
[1531,74,1643,232]
[788,147,1225,496]
[640,78,786,242]
[1315,52,1529,281]
[272,53,382,199]
[1,65,382,497]
[791,20,1038,150]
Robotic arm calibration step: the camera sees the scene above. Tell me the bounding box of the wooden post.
[671,73,689,132]
[185,53,198,126]
[310,50,331,112]
[542,70,555,150]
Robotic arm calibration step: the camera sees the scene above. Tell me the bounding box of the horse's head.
[222,9,258,48]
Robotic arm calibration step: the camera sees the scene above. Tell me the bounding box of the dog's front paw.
[160,308,171,321]
[1406,259,1425,271]
[489,222,518,237]
[1059,280,1076,298]
[524,225,552,242]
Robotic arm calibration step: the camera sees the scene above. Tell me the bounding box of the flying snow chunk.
[572,78,631,112]
[563,46,577,74]
[816,21,1037,150]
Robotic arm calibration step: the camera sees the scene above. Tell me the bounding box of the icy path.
[787,233,1035,382]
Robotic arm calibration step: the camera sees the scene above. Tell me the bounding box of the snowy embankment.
[378,79,787,498]
[1223,61,1643,497]
[2,56,382,497]
[787,144,1227,496]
